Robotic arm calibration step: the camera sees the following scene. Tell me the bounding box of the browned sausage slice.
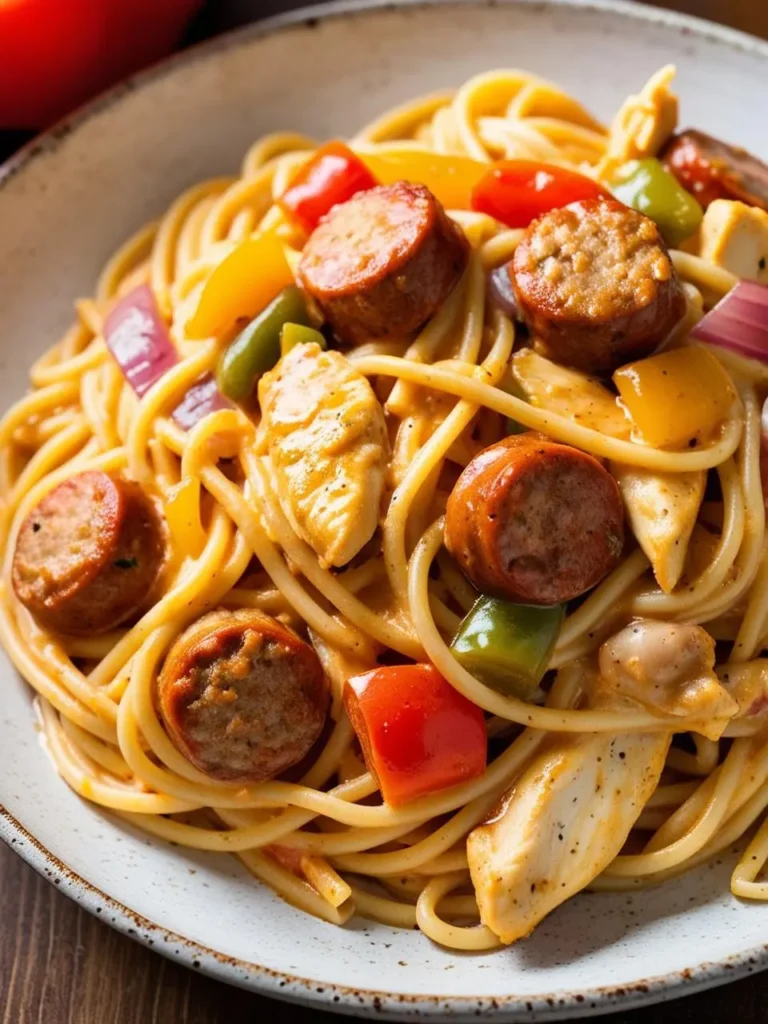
[12,471,165,635]
[661,129,768,211]
[157,609,329,782]
[298,181,469,343]
[444,434,624,605]
[511,198,686,375]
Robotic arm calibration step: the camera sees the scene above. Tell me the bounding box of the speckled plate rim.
[2,1,768,1019]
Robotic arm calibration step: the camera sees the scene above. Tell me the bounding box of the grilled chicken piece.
[469,727,668,943]
[597,65,679,180]
[258,343,389,568]
[699,199,768,284]
[510,349,629,439]
[597,620,738,739]
[468,619,738,943]
[609,466,705,592]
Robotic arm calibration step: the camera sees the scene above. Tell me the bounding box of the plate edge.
[2,0,768,1017]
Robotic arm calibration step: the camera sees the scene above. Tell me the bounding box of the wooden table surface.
[2,1,768,1021]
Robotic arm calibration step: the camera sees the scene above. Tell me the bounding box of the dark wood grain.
[2,1,768,1022]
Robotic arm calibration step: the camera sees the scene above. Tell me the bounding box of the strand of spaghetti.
[8,420,91,511]
[416,871,500,951]
[12,409,82,449]
[203,461,385,658]
[348,884,419,928]
[114,772,378,851]
[214,838,357,927]
[86,504,241,688]
[383,311,514,601]
[250,450,423,655]
[410,518,698,733]
[436,551,478,613]
[479,228,525,267]
[353,91,453,144]
[384,260,469,415]
[555,548,650,653]
[686,382,763,626]
[0,596,115,741]
[665,735,721,777]
[40,700,197,813]
[217,793,419,856]
[0,381,80,454]
[149,178,234,314]
[30,339,106,388]
[454,70,547,161]
[126,342,217,485]
[726,387,768,659]
[201,151,300,248]
[242,131,316,177]
[593,775,768,893]
[173,196,219,281]
[731,817,768,899]
[28,322,90,383]
[350,354,743,471]
[646,780,701,810]
[456,254,486,360]
[25,615,119,722]
[81,369,120,451]
[299,856,353,908]
[60,717,132,779]
[602,739,750,878]
[331,788,504,876]
[97,220,158,303]
[705,345,768,385]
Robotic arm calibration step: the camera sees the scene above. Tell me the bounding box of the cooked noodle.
[2,67,768,948]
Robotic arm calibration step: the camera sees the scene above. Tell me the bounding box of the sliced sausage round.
[157,609,329,782]
[298,181,469,343]
[12,471,165,635]
[444,434,624,605]
[661,129,768,211]
[511,198,686,375]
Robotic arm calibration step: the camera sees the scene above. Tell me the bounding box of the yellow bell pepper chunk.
[361,151,487,211]
[165,476,206,559]
[186,231,295,339]
[613,346,736,450]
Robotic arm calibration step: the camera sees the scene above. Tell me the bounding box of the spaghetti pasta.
[2,66,768,950]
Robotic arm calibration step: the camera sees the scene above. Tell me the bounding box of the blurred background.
[0,0,765,163]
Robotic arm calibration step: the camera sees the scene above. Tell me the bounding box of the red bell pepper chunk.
[344,664,487,807]
[470,159,612,229]
[278,141,378,233]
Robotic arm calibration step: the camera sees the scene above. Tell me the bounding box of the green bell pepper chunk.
[611,158,703,249]
[280,321,328,357]
[216,285,310,402]
[450,596,564,699]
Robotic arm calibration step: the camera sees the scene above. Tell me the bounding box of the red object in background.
[277,141,378,232]
[344,663,487,807]
[0,0,203,129]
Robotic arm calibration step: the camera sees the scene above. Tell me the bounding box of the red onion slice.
[487,262,519,320]
[691,280,768,363]
[172,374,231,430]
[104,284,178,396]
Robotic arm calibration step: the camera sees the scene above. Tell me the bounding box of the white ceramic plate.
[1,1,768,1018]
